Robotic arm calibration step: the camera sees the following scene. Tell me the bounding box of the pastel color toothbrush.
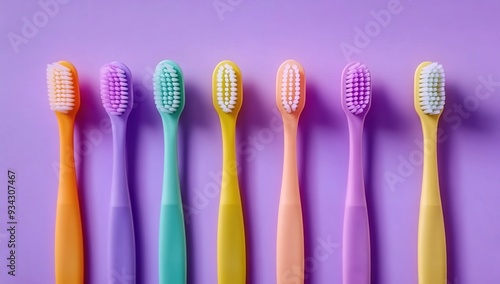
[212,60,246,284]
[153,60,186,284]
[341,62,372,284]
[276,60,305,283]
[47,61,84,284]
[415,62,446,283]
[100,62,136,283]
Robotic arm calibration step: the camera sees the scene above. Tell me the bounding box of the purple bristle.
[100,64,130,115]
[345,63,371,115]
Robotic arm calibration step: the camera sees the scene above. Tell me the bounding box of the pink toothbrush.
[341,62,372,284]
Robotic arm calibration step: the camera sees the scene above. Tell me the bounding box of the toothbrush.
[212,60,246,284]
[100,62,136,283]
[341,62,372,284]
[47,61,84,284]
[276,60,305,283]
[415,62,446,283]
[153,60,186,284]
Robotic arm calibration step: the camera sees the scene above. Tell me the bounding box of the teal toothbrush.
[153,60,186,283]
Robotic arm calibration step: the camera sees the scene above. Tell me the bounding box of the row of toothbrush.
[47,59,446,284]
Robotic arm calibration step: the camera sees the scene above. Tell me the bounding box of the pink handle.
[343,118,370,284]
[343,206,370,284]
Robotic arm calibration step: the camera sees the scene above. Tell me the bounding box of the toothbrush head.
[212,60,242,117]
[341,62,371,117]
[153,60,185,118]
[276,60,306,117]
[47,61,80,117]
[100,62,133,117]
[415,61,445,116]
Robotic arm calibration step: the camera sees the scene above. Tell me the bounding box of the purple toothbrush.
[341,62,372,284]
[100,62,136,283]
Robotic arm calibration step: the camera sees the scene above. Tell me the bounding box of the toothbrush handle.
[418,121,446,283]
[159,120,186,284]
[109,120,135,283]
[218,203,246,283]
[343,206,370,284]
[343,119,370,284]
[218,120,246,284]
[55,119,84,284]
[277,204,304,283]
[277,123,304,284]
[109,207,135,283]
[159,204,186,283]
[418,206,446,283]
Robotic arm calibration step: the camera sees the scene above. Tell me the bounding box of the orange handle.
[55,116,84,284]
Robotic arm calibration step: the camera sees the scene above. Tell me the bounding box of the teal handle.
[159,117,186,284]
[159,204,186,283]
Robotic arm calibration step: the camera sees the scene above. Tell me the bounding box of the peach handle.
[277,121,304,283]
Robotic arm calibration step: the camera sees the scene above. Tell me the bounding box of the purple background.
[1,0,500,283]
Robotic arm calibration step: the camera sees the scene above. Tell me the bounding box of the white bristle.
[153,62,183,114]
[216,64,238,113]
[280,64,301,113]
[47,63,75,113]
[419,62,445,115]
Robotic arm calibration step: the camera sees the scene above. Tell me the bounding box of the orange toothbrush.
[47,61,84,284]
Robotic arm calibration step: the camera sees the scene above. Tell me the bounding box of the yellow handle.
[55,116,84,284]
[218,204,246,283]
[217,118,246,284]
[418,118,446,284]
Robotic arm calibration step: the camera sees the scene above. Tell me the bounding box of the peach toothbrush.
[47,61,84,284]
[276,60,305,284]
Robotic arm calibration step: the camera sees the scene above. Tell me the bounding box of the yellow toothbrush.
[415,61,447,284]
[212,60,246,284]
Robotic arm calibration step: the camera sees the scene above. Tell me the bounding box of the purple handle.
[343,117,370,284]
[109,207,135,283]
[108,118,135,284]
[343,206,370,284]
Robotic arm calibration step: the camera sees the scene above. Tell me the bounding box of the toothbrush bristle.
[345,62,371,115]
[418,62,445,115]
[100,63,131,116]
[216,63,238,113]
[153,61,184,114]
[47,63,75,113]
[280,63,301,114]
